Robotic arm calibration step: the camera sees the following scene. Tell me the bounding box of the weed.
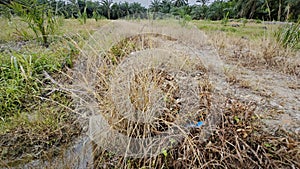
[224,67,239,84]
[4,0,61,47]
[275,20,300,49]
[1,18,299,168]
[203,21,299,77]
[221,11,229,26]
[220,26,237,32]
[0,18,104,165]
[241,18,248,27]
[238,79,252,89]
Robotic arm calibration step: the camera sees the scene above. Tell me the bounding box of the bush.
[221,12,229,26]
[275,20,300,48]
[5,0,60,47]
[0,50,62,119]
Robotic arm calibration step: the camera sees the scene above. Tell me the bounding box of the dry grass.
[91,99,299,168]
[0,91,81,167]
[71,20,299,168]
[206,27,300,77]
[1,19,299,168]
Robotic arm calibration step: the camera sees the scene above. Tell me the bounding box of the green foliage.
[241,18,248,27]
[2,0,299,21]
[7,0,60,47]
[221,11,229,26]
[0,18,96,162]
[220,27,237,32]
[0,48,64,119]
[161,148,168,157]
[180,14,192,26]
[93,9,100,21]
[77,2,89,24]
[0,5,12,21]
[82,5,88,24]
[0,53,35,118]
[255,19,262,24]
[193,20,265,38]
[190,5,208,20]
[275,20,300,48]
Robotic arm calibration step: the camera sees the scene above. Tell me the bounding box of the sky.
[113,0,202,8]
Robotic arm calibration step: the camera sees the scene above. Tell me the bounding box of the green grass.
[192,20,279,39]
[0,41,75,164]
[0,17,109,165]
[0,17,34,43]
[275,20,300,49]
[0,50,62,118]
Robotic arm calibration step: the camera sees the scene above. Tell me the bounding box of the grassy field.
[0,18,299,168]
[0,18,109,166]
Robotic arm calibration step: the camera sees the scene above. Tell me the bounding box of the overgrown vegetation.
[0,18,108,166]
[275,20,300,49]
[0,0,300,168]
[85,21,299,169]
[2,0,61,47]
[69,20,299,169]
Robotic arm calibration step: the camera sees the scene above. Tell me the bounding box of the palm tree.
[264,0,271,20]
[234,0,265,19]
[196,0,209,6]
[129,2,146,15]
[277,0,282,21]
[67,0,80,18]
[6,0,59,46]
[172,0,188,7]
[207,0,224,20]
[119,2,130,17]
[284,0,298,21]
[101,0,113,19]
[160,0,173,13]
[150,0,161,12]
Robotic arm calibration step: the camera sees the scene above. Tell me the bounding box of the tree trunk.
[286,3,290,21]
[277,0,282,21]
[108,9,110,19]
[249,1,256,19]
[265,0,271,20]
[41,28,49,47]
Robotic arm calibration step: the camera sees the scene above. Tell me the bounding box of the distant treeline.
[1,0,300,21]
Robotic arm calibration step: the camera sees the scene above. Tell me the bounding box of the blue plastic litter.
[186,121,204,128]
[196,121,204,127]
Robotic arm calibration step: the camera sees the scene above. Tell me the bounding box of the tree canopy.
[1,0,299,21]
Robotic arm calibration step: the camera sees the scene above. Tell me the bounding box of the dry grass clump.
[210,32,300,77]
[103,68,181,138]
[105,33,177,65]
[76,20,212,167]
[90,31,211,145]
[92,99,299,168]
[0,92,81,166]
[223,67,252,89]
[80,21,300,169]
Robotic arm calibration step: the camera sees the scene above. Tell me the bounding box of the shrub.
[5,0,60,47]
[221,12,229,26]
[0,50,63,119]
[275,20,300,49]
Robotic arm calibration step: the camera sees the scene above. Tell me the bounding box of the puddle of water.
[16,135,94,169]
